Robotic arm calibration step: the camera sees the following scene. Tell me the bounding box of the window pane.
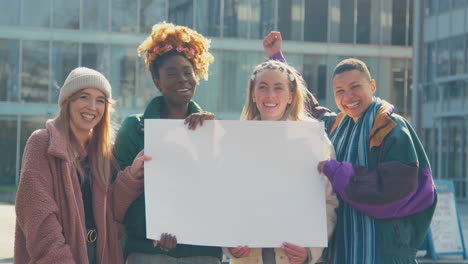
[110,45,136,108]
[82,43,110,77]
[340,0,355,43]
[0,116,17,185]
[136,58,157,108]
[466,34,468,74]
[22,40,49,103]
[250,0,276,39]
[450,35,465,75]
[51,42,79,103]
[53,0,79,29]
[112,0,138,32]
[0,0,20,26]
[437,39,449,77]
[140,0,166,33]
[223,0,250,38]
[0,39,19,102]
[408,0,414,46]
[278,0,303,41]
[82,0,109,31]
[195,0,221,37]
[168,0,193,28]
[22,0,51,27]
[439,0,450,13]
[304,0,328,42]
[391,59,406,114]
[302,55,328,101]
[452,0,467,8]
[357,0,371,44]
[392,0,407,45]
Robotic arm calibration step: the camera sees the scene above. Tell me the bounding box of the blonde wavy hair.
[138,22,214,82]
[241,60,312,121]
[58,89,116,185]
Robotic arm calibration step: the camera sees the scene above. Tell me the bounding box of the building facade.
[413,0,468,201]
[0,0,414,186]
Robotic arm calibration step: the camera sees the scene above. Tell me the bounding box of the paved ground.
[1,202,467,264]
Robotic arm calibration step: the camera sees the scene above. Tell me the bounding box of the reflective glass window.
[466,34,468,73]
[304,0,328,42]
[0,116,17,185]
[357,0,371,44]
[140,0,166,33]
[390,59,406,114]
[0,0,20,26]
[112,0,138,32]
[136,58,157,108]
[82,0,109,31]
[195,0,221,37]
[278,0,303,41]
[250,0,276,39]
[223,0,250,38]
[302,55,328,101]
[110,45,137,108]
[0,39,19,102]
[82,43,110,77]
[339,0,355,43]
[437,38,449,77]
[392,0,407,46]
[51,42,79,103]
[439,0,451,13]
[53,0,80,29]
[168,0,193,28]
[21,40,49,103]
[452,0,467,8]
[450,35,465,75]
[22,0,51,27]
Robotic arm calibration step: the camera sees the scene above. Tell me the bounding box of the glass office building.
[413,0,468,201]
[0,0,413,186]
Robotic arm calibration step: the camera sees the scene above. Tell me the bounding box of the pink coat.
[14,119,144,264]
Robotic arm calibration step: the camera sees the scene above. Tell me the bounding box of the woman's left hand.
[282,242,307,264]
[184,111,215,130]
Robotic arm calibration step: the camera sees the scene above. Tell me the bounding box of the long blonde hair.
[58,89,115,185]
[241,60,312,121]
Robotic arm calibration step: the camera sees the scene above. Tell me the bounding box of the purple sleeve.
[323,159,434,219]
[269,52,287,64]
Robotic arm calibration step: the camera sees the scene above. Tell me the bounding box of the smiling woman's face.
[332,69,376,122]
[154,55,197,106]
[253,69,292,121]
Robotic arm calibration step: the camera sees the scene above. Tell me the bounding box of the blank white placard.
[144,119,329,248]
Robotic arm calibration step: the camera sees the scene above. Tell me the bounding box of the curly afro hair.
[138,22,214,82]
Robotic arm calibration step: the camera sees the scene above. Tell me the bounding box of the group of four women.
[14,22,436,264]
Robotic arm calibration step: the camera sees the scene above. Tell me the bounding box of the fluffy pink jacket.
[15,118,143,264]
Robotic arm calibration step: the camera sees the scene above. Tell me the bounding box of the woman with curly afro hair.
[113,22,222,264]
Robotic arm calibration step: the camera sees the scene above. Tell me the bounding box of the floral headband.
[146,44,196,60]
[250,65,296,82]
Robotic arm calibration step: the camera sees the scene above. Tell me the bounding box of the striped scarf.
[328,97,382,264]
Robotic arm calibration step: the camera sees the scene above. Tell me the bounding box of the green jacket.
[113,96,222,259]
[322,102,437,264]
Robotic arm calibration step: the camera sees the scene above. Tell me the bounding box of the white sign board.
[144,120,329,248]
[430,191,464,253]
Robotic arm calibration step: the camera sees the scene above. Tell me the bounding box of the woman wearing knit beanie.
[113,22,221,264]
[14,67,151,264]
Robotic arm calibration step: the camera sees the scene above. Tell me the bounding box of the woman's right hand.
[229,245,251,258]
[129,150,152,180]
[263,31,282,58]
[153,233,177,251]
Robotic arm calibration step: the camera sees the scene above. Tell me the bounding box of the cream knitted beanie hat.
[58,67,112,106]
